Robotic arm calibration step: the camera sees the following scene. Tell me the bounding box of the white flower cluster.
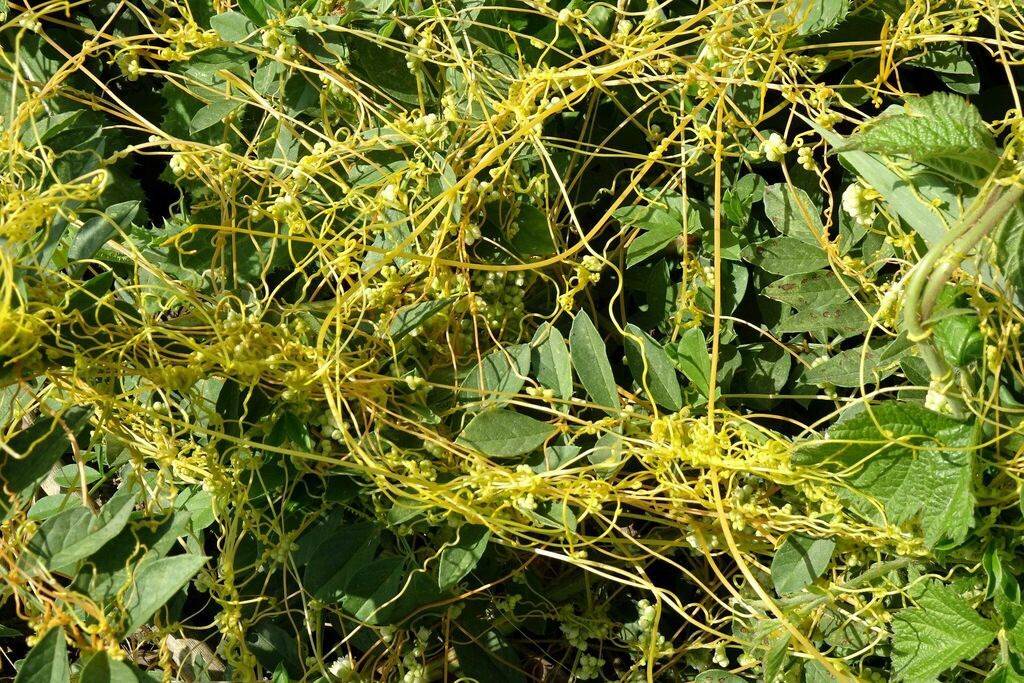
[762,133,789,162]
[841,181,879,227]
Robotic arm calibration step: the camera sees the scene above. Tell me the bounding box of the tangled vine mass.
[2,0,1024,681]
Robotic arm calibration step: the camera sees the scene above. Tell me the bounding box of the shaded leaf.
[13,628,68,683]
[388,296,458,341]
[117,554,208,636]
[623,324,682,411]
[438,525,490,591]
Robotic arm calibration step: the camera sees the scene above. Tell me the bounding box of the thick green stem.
[903,180,1024,415]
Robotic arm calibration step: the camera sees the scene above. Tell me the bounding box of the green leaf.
[52,464,101,488]
[694,673,745,683]
[246,621,303,679]
[303,523,381,602]
[210,11,257,42]
[79,651,146,683]
[388,296,458,342]
[28,495,79,522]
[341,556,405,624]
[794,402,977,546]
[28,486,136,572]
[771,533,836,594]
[777,305,867,336]
[666,328,712,397]
[236,0,271,25]
[507,203,556,257]
[992,202,1024,296]
[531,324,573,401]
[438,525,490,591]
[835,93,998,184]
[117,554,208,636]
[741,237,828,275]
[763,632,791,683]
[781,0,849,35]
[454,630,526,683]
[626,223,681,269]
[569,312,619,413]
[762,271,853,310]
[459,344,530,405]
[189,98,243,134]
[1,406,93,503]
[623,324,682,411]
[912,43,980,95]
[891,581,997,682]
[763,184,824,244]
[457,409,556,458]
[13,628,69,683]
[804,339,907,388]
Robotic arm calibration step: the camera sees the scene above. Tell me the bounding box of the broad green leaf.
[666,327,712,397]
[13,628,69,683]
[525,500,578,532]
[588,431,626,476]
[69,201,140,262]
[891,581,997,681]
[801,113,962,249]
[569,312,619,413]
[623,324,683,411]
[246,621,303,679]
[763,184,824,244]
[626,223,681,269]
[771,534,836,594]
[734,343,792,407]
[189,98,243,134]
[794,402,976,546]
[1,406,93,503]
[723,173,765,227]
[28,494,79,522]
[741,237,828,275]
[457,409,556,458]
[912,43,980,95]
[117,554,208,636]
[992,202,1024,295]
[454,630,526,683]
[781,0,849,35]
[763,632,791,683]
[341,556,405,624]
[388,296,458,341]
[459,344,530,405]
[507,203,556,257]
[236,0,271,25]
[777,305,867,336]
[53,464,101,488]
[438,525,490,591]
[531,324,573,401]
[694,673,745,683]
[210,11,257,42]
[78,651,145,683]
[27,486,136,572]
[304,523,380,602]
[762,271,853,310]
[835,93,998,184]
[528,444,581,473]
[175,488,215,531]
[804,339,907,388]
